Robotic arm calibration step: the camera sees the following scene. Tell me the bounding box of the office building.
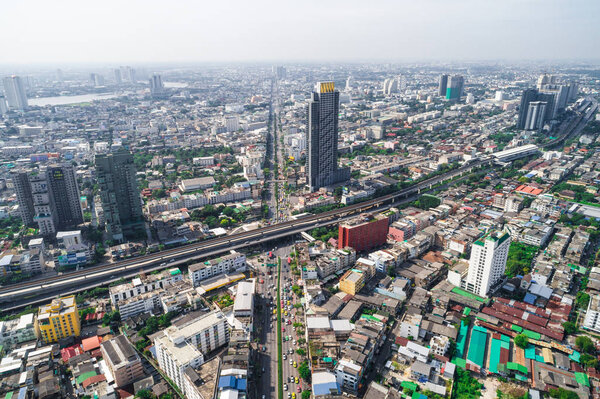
[36,295,81,344]
[273,65,286,80]
[338,214,388,252]
[306,82,350,191]
[11,165,83,237]
[445,75,464,101]
[101,335,145,387]
[3,75,28,110]
[89,73,104,86]
[225,116,239,132]
[465,231,510,297]
[154,311,230,396]
[517,88,556,130]
[150,74,165,98]
[438,74,449,97]
[0,95,7,115]
[11,170,35,225]
[95,152,144,242]
[382,78,397,96]
[114,68,122,84]
[47,165,84,229]
[524,101,548,131]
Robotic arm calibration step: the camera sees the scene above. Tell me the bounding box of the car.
[263,346,267,352]
[289,359,293,365]
[292,393,296,399]
[273,309,277,315]
[287,394,291,399]
[297,387,301,393]
[283,354,287,360]
[282,327,285,332]
[292,340,296,345]
[284,385,288,391]
[295,377,299,384]
[293,362,297,368]
[289,348,294,354]
[262,396,266,399]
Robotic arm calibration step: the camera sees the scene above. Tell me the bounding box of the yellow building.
[339,269,366,296]
[36,295,80,343]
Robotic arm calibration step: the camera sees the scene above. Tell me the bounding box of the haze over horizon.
[1,0,599,66]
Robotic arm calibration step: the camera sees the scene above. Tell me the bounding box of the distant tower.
[345,76,353,91]
[3,75,28,110]
[114,69,122,84]
[445,75,464,101]
[0,95,7,115]
[149,74,165,98]
[438,74,449,97]
[465,231,510,297]
[306,82,350,192]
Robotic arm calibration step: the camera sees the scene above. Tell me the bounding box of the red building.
[338,214,389,252]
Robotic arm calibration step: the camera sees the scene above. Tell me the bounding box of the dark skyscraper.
[150,74,165,98]
[47,165,84,230]
[438,74,449,97]
[306,82,350,192]
[96,152,144,242]
[517,88,556,130]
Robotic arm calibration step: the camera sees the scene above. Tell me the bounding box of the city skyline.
[1,0,599,65]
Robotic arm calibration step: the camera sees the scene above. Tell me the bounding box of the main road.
[0,158,491,310]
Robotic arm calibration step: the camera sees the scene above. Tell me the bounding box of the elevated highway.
[1,158,492,310]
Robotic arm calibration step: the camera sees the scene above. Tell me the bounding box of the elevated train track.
[0,158,490,305]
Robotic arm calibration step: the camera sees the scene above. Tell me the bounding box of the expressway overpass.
[0,158,491,311]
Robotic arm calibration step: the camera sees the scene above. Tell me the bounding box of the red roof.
[515,185,543,196]
[60,345,82,362]
[82,374,106,389]
[82,335,102,352]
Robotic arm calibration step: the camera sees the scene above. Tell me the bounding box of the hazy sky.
[1,0,598,64]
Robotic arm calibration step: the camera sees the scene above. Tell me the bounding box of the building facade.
[100,335,145,387]
[338,214,389,253]
[465,231,510,297]
[36,295,80,344]
[306,82,350,191]
[95,152,144,242]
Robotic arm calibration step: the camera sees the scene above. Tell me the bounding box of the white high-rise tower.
[465,231,510,297]
[3,75,28,110]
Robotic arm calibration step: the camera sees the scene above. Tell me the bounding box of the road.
[255,240,306,399]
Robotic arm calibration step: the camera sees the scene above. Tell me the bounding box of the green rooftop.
[506,362,528,375]
[76,371,98,385]
[451,287,488,303]
[401,381,418,391]
[575,372,590,387]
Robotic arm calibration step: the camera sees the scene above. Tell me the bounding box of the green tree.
[135,389,155,399]
[296,348,306,356]
[298,361,311,381]
[301,391,311,399]
[514,334,529,349]
[575,336,594,353]
[562,321,577,335]
[548,387,580,399]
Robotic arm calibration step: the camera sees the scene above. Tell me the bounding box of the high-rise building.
[11,171,35,225]
[438,74,449,97]
[3,75,28,110]
[11,165,83,237]
[465,231,510,297]
[95,152,144,242]
[36,295,80,344]
[306,82,350,192]
[0,95,7,115]
[273,66,286,80]
[517,88,556,130]
[225,116,239,132]
[382,78,398,96]
[150,74,165,98]
[445,75,464,101]
[524,101,548,131]
[345,76,353,91]
[114,68,122,84]
[89,73,104,86]
[100,335,145,387]
[46,165,84,229]
[154,311,230,396]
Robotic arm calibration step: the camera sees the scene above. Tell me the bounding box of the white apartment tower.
[465,231,510,297]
